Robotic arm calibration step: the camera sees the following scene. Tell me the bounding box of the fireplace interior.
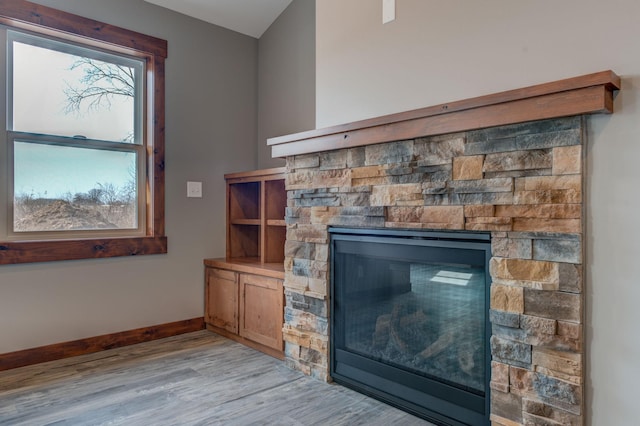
[330,228,491,425]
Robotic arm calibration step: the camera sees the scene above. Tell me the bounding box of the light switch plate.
[187,181,202,198]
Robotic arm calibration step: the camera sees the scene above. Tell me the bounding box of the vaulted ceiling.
[144,0,293,38]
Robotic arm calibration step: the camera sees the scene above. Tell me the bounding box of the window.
[9,31,145,237]
[0,2,167,264]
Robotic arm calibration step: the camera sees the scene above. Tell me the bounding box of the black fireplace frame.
[329,227,491,426]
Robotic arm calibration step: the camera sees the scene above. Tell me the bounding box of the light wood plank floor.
[0,331,433,425]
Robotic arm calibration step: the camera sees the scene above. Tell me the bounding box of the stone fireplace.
[269,71,620,425]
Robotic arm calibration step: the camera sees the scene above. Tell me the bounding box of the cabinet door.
[205,268,238,334]
[239,273,283,350]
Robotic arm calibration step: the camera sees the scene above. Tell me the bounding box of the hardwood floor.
[0,331,433,425]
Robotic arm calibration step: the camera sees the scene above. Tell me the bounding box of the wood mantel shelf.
[268,70,620,158]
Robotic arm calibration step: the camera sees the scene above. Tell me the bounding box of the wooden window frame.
[0,0,167,264]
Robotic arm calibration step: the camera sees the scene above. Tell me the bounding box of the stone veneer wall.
[282,116,585,426]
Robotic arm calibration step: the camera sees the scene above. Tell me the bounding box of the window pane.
[12,39,139,143]
[13,141,138,232]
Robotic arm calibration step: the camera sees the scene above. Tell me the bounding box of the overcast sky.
[12,41,136,198]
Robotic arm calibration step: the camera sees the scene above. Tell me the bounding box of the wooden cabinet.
[204,167,286,359]
[239,273,283,350]
[205,268,238,334]
[204,263,284,358]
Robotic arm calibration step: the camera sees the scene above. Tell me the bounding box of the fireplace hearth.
[330,228,491,425]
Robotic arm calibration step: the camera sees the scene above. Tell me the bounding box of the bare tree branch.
[63,57,135,115]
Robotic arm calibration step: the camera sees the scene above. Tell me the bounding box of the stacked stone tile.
[283,116,585,425]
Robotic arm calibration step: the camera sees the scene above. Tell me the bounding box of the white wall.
[316,1,640,424]
[0,0,258,353]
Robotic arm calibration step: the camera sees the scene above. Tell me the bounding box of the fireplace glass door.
[330,229,490,426]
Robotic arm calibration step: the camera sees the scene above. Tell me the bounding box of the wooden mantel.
[268,70,620,158]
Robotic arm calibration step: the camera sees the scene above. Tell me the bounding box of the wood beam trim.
[0,0,168,58]
[0,236,167,265]
[0,317,205,371]
[269,70,620,157]
[224,167,287,180]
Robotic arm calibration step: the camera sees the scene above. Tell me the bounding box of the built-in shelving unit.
[204,167,287,359]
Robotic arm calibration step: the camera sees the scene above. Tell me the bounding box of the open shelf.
[266,219,286,227]
[230,219,261,226]
[228,224,260,259]
[229,181,260,221]
[264,225,286,264]
[224,168,287,265]
[265,179,286,222]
